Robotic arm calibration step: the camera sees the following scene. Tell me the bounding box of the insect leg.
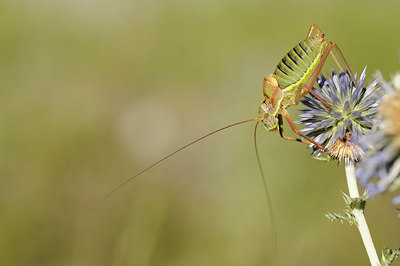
[294,42,340,110]
[307,24,323,38]
[277,114,306,144]
[294,42,355,112]
[302,42,334,91]
[294,83,332,111]
[329,42,357,86]
[306,25,355,85]
[281,109,328,151]
[329,51,345,72]
[294,85,303,105]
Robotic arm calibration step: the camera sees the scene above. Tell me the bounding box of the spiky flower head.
[297,68,379,164]
[356,72,400,205]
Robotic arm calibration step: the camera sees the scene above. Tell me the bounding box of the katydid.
[96,25,356,244]
[258,24,356,151]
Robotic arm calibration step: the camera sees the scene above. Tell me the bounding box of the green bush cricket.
[96,24,357,245]
[97,24,355,202]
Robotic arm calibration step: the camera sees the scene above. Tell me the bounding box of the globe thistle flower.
[297,68,379,164]
[356,72,400,205]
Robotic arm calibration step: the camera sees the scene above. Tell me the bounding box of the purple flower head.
[297,68,379,164]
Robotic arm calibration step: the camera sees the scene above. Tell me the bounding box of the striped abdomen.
[273,35,326,92]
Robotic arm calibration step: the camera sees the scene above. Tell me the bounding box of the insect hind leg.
[328,42,357,86]
[307,24,323,38]
[306,26,356,85]
[295,42,353,111]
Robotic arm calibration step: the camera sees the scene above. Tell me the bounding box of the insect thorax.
[259,101,279,132]
[260,74,283,131]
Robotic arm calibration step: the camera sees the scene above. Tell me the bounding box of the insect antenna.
[254,119,277,249]
[93,117,259,209]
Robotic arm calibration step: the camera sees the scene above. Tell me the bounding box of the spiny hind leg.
[307,24,323,38]
[281,110,328,152]
[304,42,357,93]
[306,26,356,85]
[329,51,345,73]
[292,42,341,111]
[310,41,357,88]
[297,42,333,103]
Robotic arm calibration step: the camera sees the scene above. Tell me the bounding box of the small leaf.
[381,247,400,266]
[341,192,367,210]
[313,154,334,162]
[325,211,356,225]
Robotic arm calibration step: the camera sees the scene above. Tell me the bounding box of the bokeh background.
[1,0,399,265]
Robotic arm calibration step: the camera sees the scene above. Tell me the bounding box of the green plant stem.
[345,162,380,266]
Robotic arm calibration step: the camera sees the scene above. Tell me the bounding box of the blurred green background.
[1,0,399,265]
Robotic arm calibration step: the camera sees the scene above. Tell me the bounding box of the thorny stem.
[345,161,380,266]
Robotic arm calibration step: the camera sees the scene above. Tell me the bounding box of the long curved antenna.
[254,120,277,249]
[93,117,259,209]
